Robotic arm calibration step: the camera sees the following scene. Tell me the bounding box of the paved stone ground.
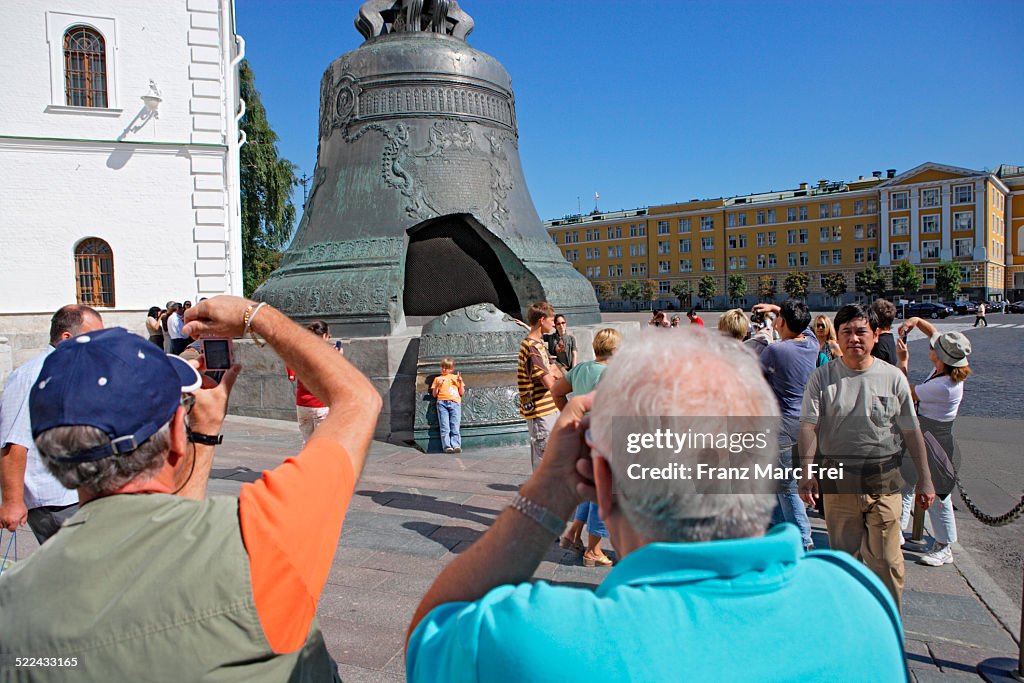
[7,413,1019,681]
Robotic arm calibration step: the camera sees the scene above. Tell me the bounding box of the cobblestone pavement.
[8,411,1019,681]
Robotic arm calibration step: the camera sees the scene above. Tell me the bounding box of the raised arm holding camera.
[0,295,381,681]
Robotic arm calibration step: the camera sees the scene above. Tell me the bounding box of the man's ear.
[167,405,187,466]
[593,455,616,522]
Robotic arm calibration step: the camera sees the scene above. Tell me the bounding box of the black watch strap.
[187,429,223,446]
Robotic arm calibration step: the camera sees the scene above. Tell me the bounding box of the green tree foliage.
[728,274,747,303]
[642,279,658,309]
[619,280,642,308]
[239,59,299,296]
[671,281,693,309]
[891,260,921,295]
[783,271,809,299]
[935,262,962,301]
[596,281,615,302]
[823,272,848,302]
[855,263,887,300]
[698,275,717,304]
[757,275,776,302]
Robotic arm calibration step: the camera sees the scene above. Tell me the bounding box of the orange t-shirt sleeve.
[239,438,356,653]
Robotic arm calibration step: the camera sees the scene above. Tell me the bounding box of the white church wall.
[0,0,242,373]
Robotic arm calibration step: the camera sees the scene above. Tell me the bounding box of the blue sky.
[236,0,1024,223]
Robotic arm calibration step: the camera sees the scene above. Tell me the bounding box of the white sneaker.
[917,543,953,566]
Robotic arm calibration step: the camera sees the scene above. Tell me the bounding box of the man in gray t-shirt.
[799,303,935,612]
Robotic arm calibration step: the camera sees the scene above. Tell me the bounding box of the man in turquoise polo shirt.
[406,330,908,682]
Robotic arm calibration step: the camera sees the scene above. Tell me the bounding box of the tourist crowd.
[0,293,973,680]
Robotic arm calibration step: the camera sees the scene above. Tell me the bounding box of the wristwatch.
[187,429,223,446]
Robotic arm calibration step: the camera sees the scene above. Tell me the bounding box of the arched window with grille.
[64,26,107,108]
[75,238,115,307]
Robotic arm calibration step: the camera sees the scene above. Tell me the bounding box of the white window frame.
[921,240,940,259]
[921,214,940,234]
[953,211,973,231]
[701,258,714,272]
[45,12,121,112]
[891,243,908,261]
[891,217,909,236]
[920,188,940,208]
[890,192,909,210]
[953,184,973,205]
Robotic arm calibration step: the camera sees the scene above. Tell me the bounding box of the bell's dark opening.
[404,215,520,316]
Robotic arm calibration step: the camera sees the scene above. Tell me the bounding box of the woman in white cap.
[895,317,972,567]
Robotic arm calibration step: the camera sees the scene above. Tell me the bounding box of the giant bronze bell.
[254,0,601,335]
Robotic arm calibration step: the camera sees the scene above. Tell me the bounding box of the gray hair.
[35,422,172,495]
[589,329,780,543]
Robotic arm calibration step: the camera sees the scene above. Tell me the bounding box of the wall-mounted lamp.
[141,80,162,118]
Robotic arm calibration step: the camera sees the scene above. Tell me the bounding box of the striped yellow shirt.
[517,337,558,419]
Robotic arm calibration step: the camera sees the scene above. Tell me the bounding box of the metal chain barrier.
[955,477,1024,527]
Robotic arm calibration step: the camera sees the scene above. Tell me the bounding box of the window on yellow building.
[756,211,766,225]
[758,232,766,247]
[701,258,714,271]
[787,207,797,222]
[800,252,808,266]
[867,198,877,213]
[892,243,908,261]
[700,216,714,231]
[767,209,776,224]
[868,247,877,262]
[768,232,777,246]
[953,212,973,231]
[854,224,864,239]
[891,192,909,210]
[953,185,973,204]
[701,237,714,251]
[854,199,865,216]
[921,215,940,233]
[679,239,691,253]
[832,249,841,265]
[679,219,691,233]
[854,247,865,264]
[819,203,830,219]
[738,234,747,248]
[891,217,909,236]
[799,206,808,221]
[866,223,878,238]
[920,188,940,208]
[679,259,692,273]
[798,229,808,244]
[738,256,747,269]
[820,227,830,242]
[819,250,829,265]
[922,241,940,259]
[788,252,797,267]
[832,203,841,217]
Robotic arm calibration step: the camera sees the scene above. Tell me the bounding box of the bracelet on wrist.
[243,302,268,348]
[509,493,566,538]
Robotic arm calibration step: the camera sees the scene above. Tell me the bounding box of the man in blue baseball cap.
[0,295,382,680]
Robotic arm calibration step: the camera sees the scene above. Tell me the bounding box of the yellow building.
[546,161,1021,309]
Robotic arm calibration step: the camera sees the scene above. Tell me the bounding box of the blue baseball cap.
[30,327,202,462]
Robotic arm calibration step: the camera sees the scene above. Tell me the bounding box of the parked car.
[1007,301,1024,314]
[897,302,954,319]
[976,300,1003,313]
[950,301,978,315]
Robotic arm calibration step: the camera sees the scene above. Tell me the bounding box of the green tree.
[698,275,717,306]
[240,59,299,296]
[671,281,693,310]
[619,280,642,309]
[596,281,615,302]
[727,274,747,304]
[891,260,921,296]
[642,279,659,310]
[935,262,962,301]
[783,271,809,299]
[757,275,776,302]
[822,272,848,304]
[855,263,887,300]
